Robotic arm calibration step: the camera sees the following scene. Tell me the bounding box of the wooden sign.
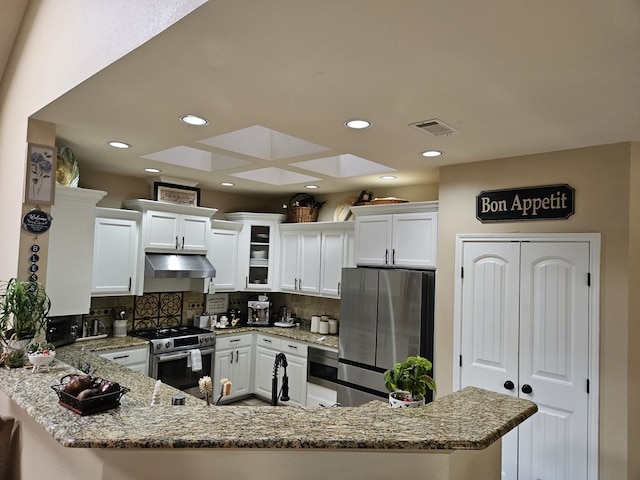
[476,184,574,223]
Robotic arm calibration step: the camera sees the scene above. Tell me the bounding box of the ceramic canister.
[328,319,338,334]
[319,320,329,335]
[311,316,320,333]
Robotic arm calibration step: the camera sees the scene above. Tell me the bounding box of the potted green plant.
[0,278,51,366]
[384,355,436,408]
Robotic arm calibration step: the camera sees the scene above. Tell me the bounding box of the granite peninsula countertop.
[0,330,536,451]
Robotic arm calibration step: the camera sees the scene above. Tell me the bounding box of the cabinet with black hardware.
[212,334,253,403]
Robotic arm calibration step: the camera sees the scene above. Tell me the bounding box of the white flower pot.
[388,391,426,408]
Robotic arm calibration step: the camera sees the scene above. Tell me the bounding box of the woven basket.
[288,206,319,223]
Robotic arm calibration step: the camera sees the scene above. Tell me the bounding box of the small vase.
[388,391,425,408]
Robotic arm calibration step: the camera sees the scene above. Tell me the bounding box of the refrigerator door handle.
[385,248,389,264]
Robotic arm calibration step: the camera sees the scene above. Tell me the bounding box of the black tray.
[51,376,129,416]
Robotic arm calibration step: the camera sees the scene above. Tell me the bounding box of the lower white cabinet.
[98,345,149,375]
[212,334,253,403]
[306,382,338,407]
[254,334,307,406]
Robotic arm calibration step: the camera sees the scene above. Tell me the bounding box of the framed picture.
[153,182,201,206]
[25,143,56,205]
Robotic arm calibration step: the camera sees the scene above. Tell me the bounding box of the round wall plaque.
[22,210,52,234]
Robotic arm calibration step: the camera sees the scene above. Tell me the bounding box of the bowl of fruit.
[51,374,129,415]
[27,342,56,373]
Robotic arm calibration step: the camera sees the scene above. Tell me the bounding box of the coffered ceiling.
[16,1,640,195]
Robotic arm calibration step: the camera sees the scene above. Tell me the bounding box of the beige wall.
[0,0,206,280]
[437,142,636,480]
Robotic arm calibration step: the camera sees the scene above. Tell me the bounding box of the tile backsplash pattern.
[133,293,183,330]
[87,291,205,335]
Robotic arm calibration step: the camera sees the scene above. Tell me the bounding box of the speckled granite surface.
[215,325,339,350]
[0,331,536,451]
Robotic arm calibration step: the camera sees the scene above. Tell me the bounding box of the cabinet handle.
[294,278,298,290]
[113,355,130,360]
[263,338,272,344]
[230,353,233,364]
[175,236,179,249]
[235,350,239,362]
[230,338,241,343]
[338,282,341,295]
[392,249,396,265]
[385,249,389,265]
[298,278,302,290]
[128,277,132,292]
[181,236,185,250]
[287,344,298,350]
[245,276,248,288]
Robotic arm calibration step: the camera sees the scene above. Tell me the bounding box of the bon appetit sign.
[476,184,575,223]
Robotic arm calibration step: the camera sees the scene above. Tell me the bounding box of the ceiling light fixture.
[108,141,131,149]
[220,182,234,187]
[305,185,319,189]
[180,114,209,126]
[144,168,162,173]
[381,175,396,180]
[345,119,372,129]
[421,150,442,158]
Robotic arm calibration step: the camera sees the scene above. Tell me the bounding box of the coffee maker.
[247,300,270,326]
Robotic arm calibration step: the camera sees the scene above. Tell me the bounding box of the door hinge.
[587,272,591,287]
[586,378,590,394]
[459,355,462,367]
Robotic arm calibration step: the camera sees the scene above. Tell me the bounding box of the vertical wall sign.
[476,184,575,223]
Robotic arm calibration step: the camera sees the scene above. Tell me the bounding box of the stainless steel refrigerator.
[337,267,435,406]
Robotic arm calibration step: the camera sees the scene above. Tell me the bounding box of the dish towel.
[187,349,202,372]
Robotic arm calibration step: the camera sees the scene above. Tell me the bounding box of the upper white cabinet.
[123,199,217,254]
[280,222,354,298]
[280,227,321,294]
[225,213,284,291]
[206,220,242,293]
[352,201,438,268]
[92,208,142,296]
[46,186,106,316]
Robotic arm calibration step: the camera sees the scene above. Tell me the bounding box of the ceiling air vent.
[409,118,458,137]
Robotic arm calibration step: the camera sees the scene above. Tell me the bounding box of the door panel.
[460,242,520,396]
[460,240,590,480]
[519,242,589,480]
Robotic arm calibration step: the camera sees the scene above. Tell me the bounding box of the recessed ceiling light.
[144,168,161,173]
[108,141,131,149]
[305,185,319,189]
[421,150,442,157]
[220,182,235,187]
[180,114,209,126]
[345,119,372,129]
[381,175,396,180]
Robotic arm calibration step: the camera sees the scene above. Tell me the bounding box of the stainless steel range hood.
[144,253,216,278]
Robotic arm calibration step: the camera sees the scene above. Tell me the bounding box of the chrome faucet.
[271,352,290,406]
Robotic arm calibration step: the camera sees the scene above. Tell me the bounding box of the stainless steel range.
[134,326,215,399]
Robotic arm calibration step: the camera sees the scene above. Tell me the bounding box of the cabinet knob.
[503,380,515,391]
[521,384,533,394]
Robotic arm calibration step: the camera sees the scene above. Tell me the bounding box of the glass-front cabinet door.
[225,212,285,291]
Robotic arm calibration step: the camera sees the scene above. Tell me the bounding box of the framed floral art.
[25,143,56,205]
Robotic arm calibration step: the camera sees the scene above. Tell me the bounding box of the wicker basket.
[287,193,322,223]
[288,206,319,223]
[51,376,129,416]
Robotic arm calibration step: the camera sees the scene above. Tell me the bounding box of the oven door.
[152,347,215,399]
[307,347,338,389]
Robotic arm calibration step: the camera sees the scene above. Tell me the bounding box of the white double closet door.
[457,238,597,480]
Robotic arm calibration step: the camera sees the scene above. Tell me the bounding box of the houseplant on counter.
[0,278,51,367]
[384,355,436,408]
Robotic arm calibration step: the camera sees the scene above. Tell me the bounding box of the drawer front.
[99,346,148,365]
[216,334,252,350]
[256,334,282,350]
[280,340,307,358]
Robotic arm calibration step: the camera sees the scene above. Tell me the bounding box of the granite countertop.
[0,335,537,450]
[214,325,339,350]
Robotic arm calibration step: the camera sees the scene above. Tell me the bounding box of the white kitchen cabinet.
[254,334,307,406]
[306,382,338,407]
[98,345,149,375]
[92,208,142,296]
[123,199,217,254]
[46,186,106,316]
[352,201,438,268]
[225,213,284,291]
[145,211,210,252]
[280,222,354,298]
[206,220,242,292]
[213,334,253,403]
[280,228,321,294]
